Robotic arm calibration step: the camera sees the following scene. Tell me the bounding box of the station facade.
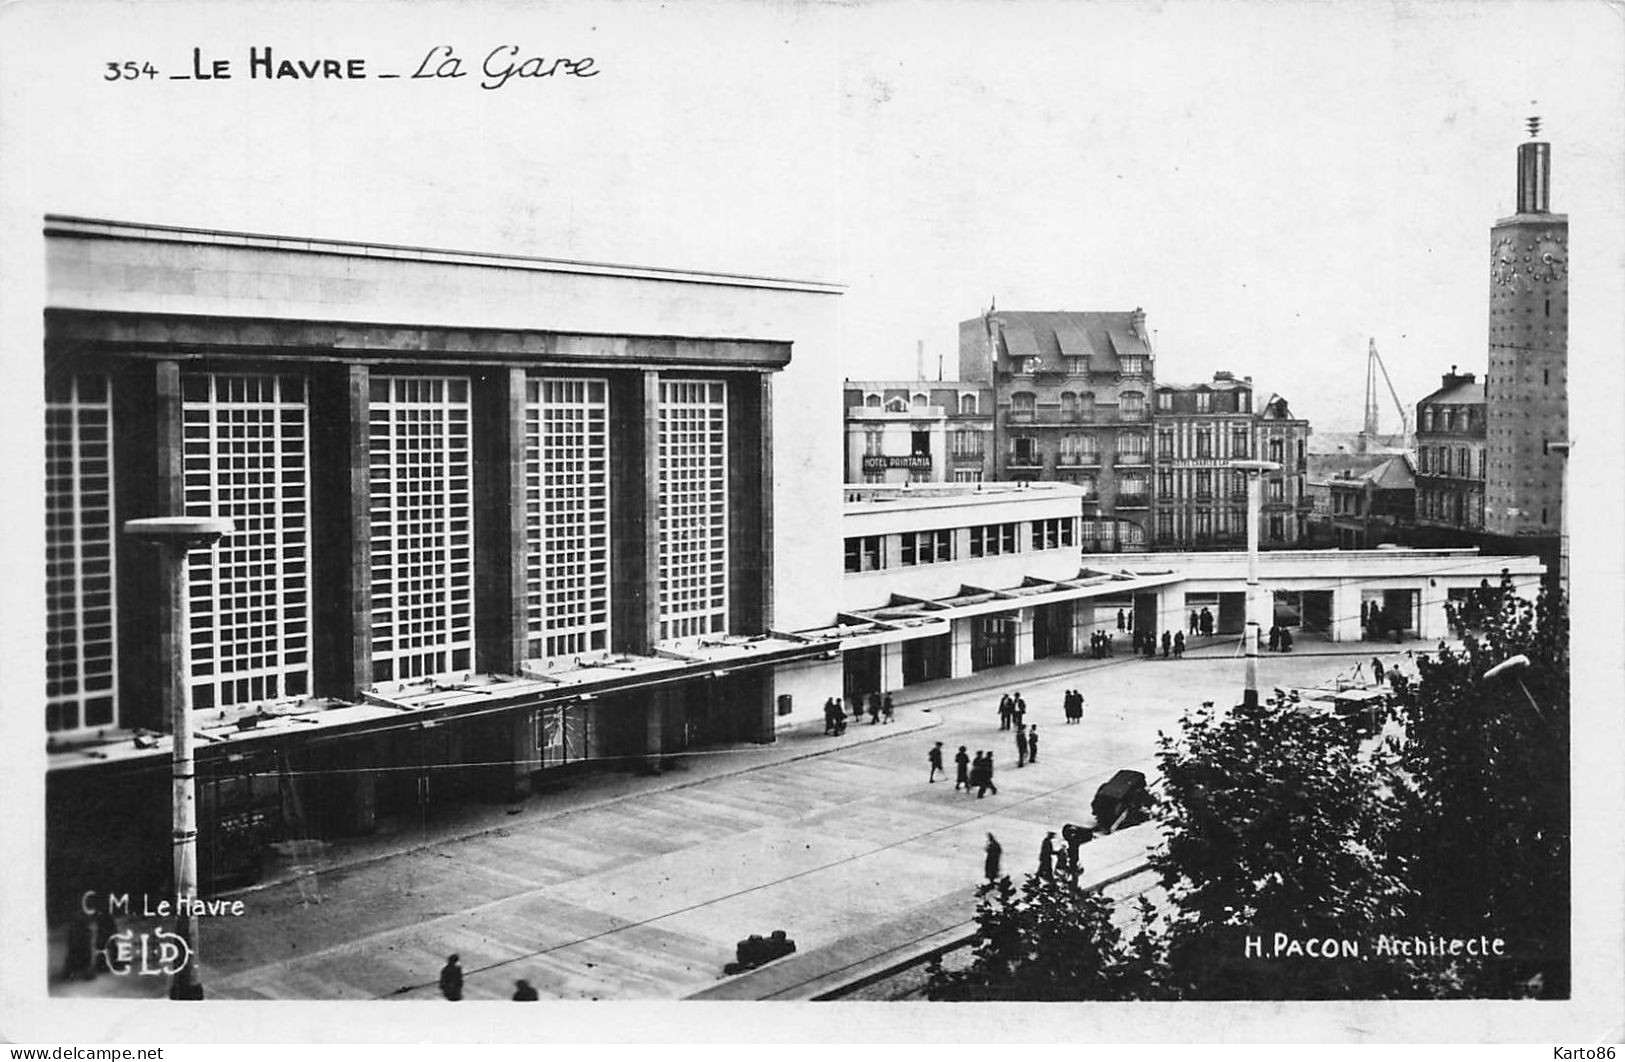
[775,482,1543,712]
[42,217,843,911]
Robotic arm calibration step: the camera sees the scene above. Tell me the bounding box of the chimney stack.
[1130,307,1147,340]
[916,340,925,382]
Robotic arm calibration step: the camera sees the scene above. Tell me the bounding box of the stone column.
[880,642,905,692]
[1013,607,1035,666]
[950,617,975,678]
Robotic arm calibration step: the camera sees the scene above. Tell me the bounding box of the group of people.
[1061,688,1086,724]
[822,690,895,735]
[1087,630,1116,658]
[1132,628,1186,659]
[1187,607,1216,637]
[984,822,1093,884]
[996,691,1026,731]
[930,742,1007,797]
[439,954,539,1001]
[1266,624,1296,652]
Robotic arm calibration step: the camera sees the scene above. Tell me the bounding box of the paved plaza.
[54,636,1409,1001]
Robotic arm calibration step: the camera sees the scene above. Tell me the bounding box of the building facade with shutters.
[1149,375,1312,550]
[957,308,1156,552]
[1413,368,1487,542]
[41,217,843,910]
[840,380,995,485]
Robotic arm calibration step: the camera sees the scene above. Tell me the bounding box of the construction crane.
[1360,337,1411,453]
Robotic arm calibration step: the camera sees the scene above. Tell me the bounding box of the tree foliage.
[1150,698,1411,998]
[1386,577,1570,997]
[924,875,1165,1001]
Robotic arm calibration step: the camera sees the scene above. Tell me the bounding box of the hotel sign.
[862,455,932,472]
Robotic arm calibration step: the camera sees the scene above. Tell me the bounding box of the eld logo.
[103,928,192,977]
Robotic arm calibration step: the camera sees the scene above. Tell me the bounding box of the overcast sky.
[5,0,1622,436]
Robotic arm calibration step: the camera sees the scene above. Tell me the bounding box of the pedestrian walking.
[954,745,970,790]
[882,692,895,723]
[1015,725,1028,767]
[1173,630,1185,659]
[1105,633,1114,657]
[928,741,944,783]
[975,751,998,798]
[1268,625,1281,652]
[1038,831,1056,881]
[512,979,539,1001]
[1117,608,1126,630]
[1161,630,1172,658]
[998,692,1013,731]
[439,954,464,1001]
[1190,610,1199,634]
[1280,627,1294,652]
[832,696,848,735]
[1027,725,1038,763]
[868,691,881,725]
[1013,692,1026,729]
[984,833,1004,881]
[822,698,835,735]
[1371,657,1385,685]
[1201,607,1213,636]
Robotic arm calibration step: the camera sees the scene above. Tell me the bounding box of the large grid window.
[525,378,610,661]
[658,380,728,640]
[182,374,310,710]
[46,375,117,734]
[369,376,473,682]
[901,529,953,566]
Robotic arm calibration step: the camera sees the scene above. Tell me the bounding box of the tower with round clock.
[1483,118,1568,544]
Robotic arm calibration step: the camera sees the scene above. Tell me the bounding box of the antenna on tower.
[1526,115,1541,139]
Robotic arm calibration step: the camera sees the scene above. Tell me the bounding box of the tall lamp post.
[123,516,233,1001]
[1232,459,1281,709]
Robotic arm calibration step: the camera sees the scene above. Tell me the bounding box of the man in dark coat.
[1190,610,1199,634]
[1037,832,1056,881]
[1117,608,1125,630]
[1201,607,1213,636]
[868,691,881,725]
[1012,692,1026,729]
[1161,630,1172,658]
[998,693,1013,731]
[1015,724,1028,767]
[1268,624,1281,651]
[1026,726,1039,764]
[1281,626,1294,651]
[1372,657,1385,685]
[954,745,971,790]
[984,833,1003,881]
[512,979,539,1001]
[439,954,464,1001]
[928,741,944,783]
[975,751,998,798]
[882,692,895,723]
[1173,630,1185,659]
[1062,824,1088,882]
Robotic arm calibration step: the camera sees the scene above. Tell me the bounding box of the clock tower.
[1484,119,1567,541]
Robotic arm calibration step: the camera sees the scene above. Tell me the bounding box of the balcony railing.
[1117,409,1148,423]
[1056,454,1099,467]
[1116,494,1149,509]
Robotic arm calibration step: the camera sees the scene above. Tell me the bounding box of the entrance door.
[972,615,1017,671]
[843,646,882,703]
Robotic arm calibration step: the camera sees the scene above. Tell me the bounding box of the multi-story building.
[1151,374,1312,550]
[1413,368,1487,543]
[957,308,1155,551]
[1484,124,1568,549]
[1327,455,1417,549]
[841,379,994,485]
[42,217,842,909]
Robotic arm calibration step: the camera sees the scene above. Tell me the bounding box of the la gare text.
[157,46,598,90]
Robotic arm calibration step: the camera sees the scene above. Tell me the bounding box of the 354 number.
[105,61,158,81]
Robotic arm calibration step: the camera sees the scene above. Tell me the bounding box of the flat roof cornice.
[43,215,846,296]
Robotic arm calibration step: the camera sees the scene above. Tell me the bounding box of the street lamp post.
[1232,460,1281,709]
[123,516,233,1001]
